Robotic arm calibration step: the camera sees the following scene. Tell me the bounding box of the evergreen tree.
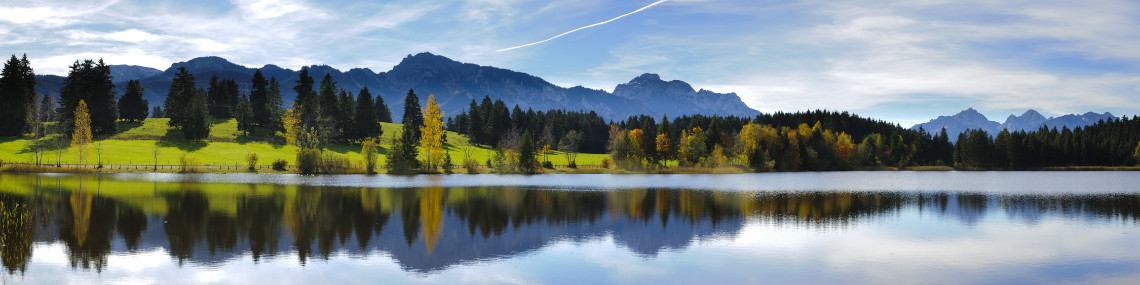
[181,88,211,141]
[355,87,381,139]
[518,130,537,174]
[465,99,482,144]
[0,54,35,136]
[117,80,148,122]
[402,89,423,140]
[317,73,339,120]
[292,68,320,126]
[59,59,117,135]
[250,70,269,125]
[375,92,392,123]
[336,89,356,140]
[164,67,196,128]
[264,78,285,132]
[152,106,164,118]
[235,93,254,135]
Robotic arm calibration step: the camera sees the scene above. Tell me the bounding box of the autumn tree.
[419,94,446,171]
[362,137,378,174]
[656,133,672,167]
[1132,140,1139,166]
[72,100,93,165]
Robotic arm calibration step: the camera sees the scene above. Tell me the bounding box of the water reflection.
[1,174,1139,276]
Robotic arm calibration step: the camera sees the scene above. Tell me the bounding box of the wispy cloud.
[496,0,670,52]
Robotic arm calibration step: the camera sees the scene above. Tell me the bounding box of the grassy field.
[0,118,607,168]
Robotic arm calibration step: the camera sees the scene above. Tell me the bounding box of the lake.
[1,172,1139,284]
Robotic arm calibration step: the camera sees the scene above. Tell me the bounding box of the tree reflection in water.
[0,174,1138,274]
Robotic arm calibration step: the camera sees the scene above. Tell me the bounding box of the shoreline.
[2,163,1137,175]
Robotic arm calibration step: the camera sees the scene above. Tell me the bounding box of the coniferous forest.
[1,54,1139,173]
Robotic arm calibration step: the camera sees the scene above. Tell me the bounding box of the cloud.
[231,0,305,19]
[497,0,671,52]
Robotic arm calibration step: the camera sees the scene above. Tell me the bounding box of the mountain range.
[32,53,760,122]
[911,108,1117,141]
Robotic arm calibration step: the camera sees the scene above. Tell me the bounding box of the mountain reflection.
[1,174,1139,274]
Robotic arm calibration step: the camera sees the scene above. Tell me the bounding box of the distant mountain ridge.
[912,108,1117,141]
[33,53,760,121]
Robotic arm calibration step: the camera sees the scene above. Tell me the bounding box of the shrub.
[542,161,554,169]
[319,151,353,174]
[601,158,611,169]
[272,159,288,171]
[362,137,378,174]
[464,158,480,174]
[179,152,201,173]
[246,153,259,171]
[296,148,321,174]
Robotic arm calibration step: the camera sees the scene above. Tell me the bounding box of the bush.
[464,158,480,174]
[272,159,288,171]
[179,153,201,173]
[542,161,554,169]
[246,153,259,171]
[296,148,321,174]
[319,151,353,174]
[601,158,611,169]
[567,160,577,169]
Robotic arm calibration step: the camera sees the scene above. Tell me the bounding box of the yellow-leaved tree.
[655,133,672,167]
[419,94,445,171]
[71,100,93,166]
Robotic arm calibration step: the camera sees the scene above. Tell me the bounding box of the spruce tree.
[264,78,285,132]
[235,93,254,135]
[375,92,392,123]
[402,89,423,140]
[0,54,35,136]
[518,130,537,174]
[317,73,339,120]
[182,88,211,141]
[117,80,148,122]
[59,59,116,135]
[250,69,269,125]
[355,87,381,139]
[164,67,196,128]
[466,99,482,145]
[336,89,356,140]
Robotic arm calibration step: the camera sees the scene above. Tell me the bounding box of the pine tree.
[264,78,285,132]
[181,88,211,141]
[250,69,269,125]
[336,89,356,140]
[518,130,537,174]
[375,92,392,123]
[164,67,196,128]
[420,94,445,171]
[152,106,164,118]
[117,80,148,122]
[402,89,423,140]
[0,54,35,136]
[317,73,339,120]
[235,93,254,135]
[355,87,381,139]
[466,99,482,145]
[59,59,117,135]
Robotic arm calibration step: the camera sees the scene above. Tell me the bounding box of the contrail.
[496,0,670,52]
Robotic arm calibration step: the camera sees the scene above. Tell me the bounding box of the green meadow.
[0,118,606,168]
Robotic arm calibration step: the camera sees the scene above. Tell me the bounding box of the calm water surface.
[1,172,1139,284]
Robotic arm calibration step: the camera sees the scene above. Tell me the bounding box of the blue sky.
[2,0,1139,126]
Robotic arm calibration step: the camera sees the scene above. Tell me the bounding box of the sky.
[2,0,1139,127]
